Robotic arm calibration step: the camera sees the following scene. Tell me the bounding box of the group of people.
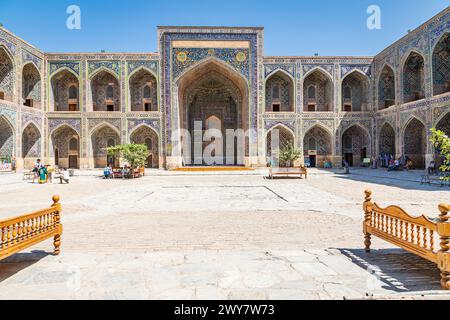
[103,164,133,179]
[32,159,70,184]
[376,154,414,172]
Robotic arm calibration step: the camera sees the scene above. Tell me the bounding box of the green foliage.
[430,128,450,173]
[279,143,301,167]
[107,144,148,168]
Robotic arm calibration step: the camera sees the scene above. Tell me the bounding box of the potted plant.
[279,144,301,168]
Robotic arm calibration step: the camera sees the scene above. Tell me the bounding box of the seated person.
[103,165,112,179]
[428,161,436,175]
[59,168,70,184]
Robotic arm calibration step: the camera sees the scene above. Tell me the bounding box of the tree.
[107,144,148,168]
[430,128,450,174]
[279,143,301,167]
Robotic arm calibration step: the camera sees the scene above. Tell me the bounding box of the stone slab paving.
[0,168,448,300]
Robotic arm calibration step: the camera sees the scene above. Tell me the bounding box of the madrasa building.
[0,7,449,170]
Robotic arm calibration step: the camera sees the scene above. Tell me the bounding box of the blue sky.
[0,0,448,56]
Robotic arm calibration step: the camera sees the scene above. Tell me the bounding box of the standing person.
[32,159,43,184]
[46,165,55,183]
[59,168,70,184]
[38,165,47,184]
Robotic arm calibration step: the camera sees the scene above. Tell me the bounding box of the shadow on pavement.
[0,251,51,283]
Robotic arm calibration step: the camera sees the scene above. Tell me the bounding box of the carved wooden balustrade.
[0,196,63,261]
[363,190,450,289]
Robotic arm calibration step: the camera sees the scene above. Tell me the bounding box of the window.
[143,85,151,99]
[69,138,78,151]
[272,86,280,100]
[308,86,316,100]
[24,99,34,107]
[106,85,114,100]
[272,104,280,112]
[308,104,316,112]
[69,85,78,99]
[344,86,351,100]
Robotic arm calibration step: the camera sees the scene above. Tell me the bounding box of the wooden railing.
[0,196,63,261]
[363,190,450,290]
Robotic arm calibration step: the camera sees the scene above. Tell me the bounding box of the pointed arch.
[378,122,396,157]
[378,64,396,110]
[432,32,450,96]
[129,67,158,112]
[22,62,41,109]
[341,124,371,167]
[51,124,80,169]
[90,122,121,168]
[303,124,333,168]
[402,50,425,103]
[0,45,15,102]
[130,124,160,168]
[403,116,426,169]
[22,122,41,168]
[0,115,14,159]
[265,70,294,112]
[50,68,80,112]
[303,68,333,112]
[341,70,370,112]
[266,124,295,158]
[90,68,121,112]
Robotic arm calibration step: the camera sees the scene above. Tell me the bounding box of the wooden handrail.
[0,195,63,261]
[363,190,450,290]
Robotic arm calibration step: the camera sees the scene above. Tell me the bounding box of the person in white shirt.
[59,168,70,184]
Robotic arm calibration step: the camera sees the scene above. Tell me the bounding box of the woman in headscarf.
[38,165,48,184]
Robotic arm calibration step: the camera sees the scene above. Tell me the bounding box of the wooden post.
[51,195,62,255]
[363,190,373,253]
[438,203,450,290]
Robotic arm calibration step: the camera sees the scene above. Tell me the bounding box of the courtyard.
[0,168,449,300]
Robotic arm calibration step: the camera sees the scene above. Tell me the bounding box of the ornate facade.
[0,8,449,170]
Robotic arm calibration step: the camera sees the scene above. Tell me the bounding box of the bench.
[363,190,450,290]
[268,166,308,179]
[421,174,449,187]
[0,196,63,261]
[22,172,35,181]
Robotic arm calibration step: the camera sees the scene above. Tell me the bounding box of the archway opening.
[403,52,425,103]
[378,123,396,164]
[91,125,120,168]
[341,71,370,112]
[265,71,294,112]
[435,112,450,170]
[432,33,450,96]
[51,69,79,111]
[22,63,41,109]
[342,125,370,167]
[303,69,333,112]
[266,126,294,165]
[178,59,248,166]
[378,65,396,110]
[22,123,41,169]
[0,47,14,102]
[91,71,120,112]
[303,126,332,168]
[129,69,158,111]
[404,118,426,169]
[51,126,80,169]
[130,126,159,168]
[0,116,14,163]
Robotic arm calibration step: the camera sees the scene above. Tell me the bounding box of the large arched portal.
[177,59,249,166]
[342,125,370,167]
[403,118,426,169]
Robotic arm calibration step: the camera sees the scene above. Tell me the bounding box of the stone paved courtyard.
[0,168,449,300]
